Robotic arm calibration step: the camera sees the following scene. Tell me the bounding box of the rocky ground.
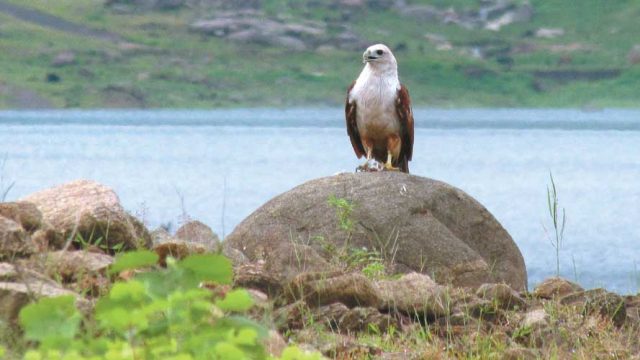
[1,176,639,358]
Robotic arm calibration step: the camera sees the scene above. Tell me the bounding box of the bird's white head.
[362,43,397,74]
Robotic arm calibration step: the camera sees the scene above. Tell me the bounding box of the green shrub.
[18,251,321,360]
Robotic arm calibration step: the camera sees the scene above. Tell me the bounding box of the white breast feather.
[350,66,401,140]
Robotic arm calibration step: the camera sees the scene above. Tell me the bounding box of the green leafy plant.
[340,247,387,280]
[511,325,533,341]
[18,251,320,359]
[546,172,567,277]
[19,296,81,350]
[72,230,125,253]
[362,261,386,280]
[327,195,354,232]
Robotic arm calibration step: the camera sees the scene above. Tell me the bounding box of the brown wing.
[395,84,414,162]
[345,81,365,158]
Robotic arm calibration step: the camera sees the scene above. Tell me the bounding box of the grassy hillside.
[0,0,639,108]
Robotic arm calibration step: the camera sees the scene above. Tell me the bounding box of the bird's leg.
[383,135,401,171]
[356,139,381,172]
[384,151,399,171]
[365,146,373,162]
[357,147,373,172]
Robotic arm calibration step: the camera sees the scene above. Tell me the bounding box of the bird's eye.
[376,49,384,55]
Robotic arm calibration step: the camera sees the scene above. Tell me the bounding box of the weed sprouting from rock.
[0,153,15,202]
[327,195,354,232]
[545,172,567,277]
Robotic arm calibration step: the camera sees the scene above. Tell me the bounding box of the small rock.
[0,283,30,326]
[30,228,63,250]
[153,240,207,266]
[234,261,282,298]
[315,45,337,54]
[438,309,476,327]
[150,227,172,244]
[287,272,382,308]
[309,330,380,358]
[376,272,450,318]
[625,295,640,324]
[424,33,453,51]
[559,287,601,305]
[270,35,307,51]
[561,288,626,326]
[174,220,220,251]
[20,180,152,251]
[246,288,270,309]
[0,202,43,231]
[535,27,565,39]
[522,308,549,330]
[583,289,626,327]
[533,277,583,299]
[264,329,287,357]
[337,306,398,333]
[23,250,114,296]
[308,302,397,334]
[274,300,307,331]
[485,4,533,31]
[463,297,500,321]
[0,216,35,259]
[502,346,539,360]
[0,280,89,326]
[258,242,335,284]
[293,328,367,357]
[312,302,350,330]
[41,250,114,282]
[628,45,640,65]
[0,262,17,280]
[51,51,77,67]
[283,23,326,37]
[475,283,526,310]
[221,243,249,267]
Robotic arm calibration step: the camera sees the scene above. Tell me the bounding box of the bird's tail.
[398,156,409,173]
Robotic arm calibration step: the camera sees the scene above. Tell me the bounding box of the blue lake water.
[1,108,639,293]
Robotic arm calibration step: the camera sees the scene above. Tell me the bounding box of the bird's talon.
[356,159,383,173]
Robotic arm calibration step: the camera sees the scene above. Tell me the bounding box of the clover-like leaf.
[179,254,232,284]
[19,296,81,344]
[215,289,254,312]
[109,250,159,274]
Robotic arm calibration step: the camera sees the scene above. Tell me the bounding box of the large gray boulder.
[20,180,151,251]
[226,172,527,290]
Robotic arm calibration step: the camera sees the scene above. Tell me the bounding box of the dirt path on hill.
[0,0,122,42]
